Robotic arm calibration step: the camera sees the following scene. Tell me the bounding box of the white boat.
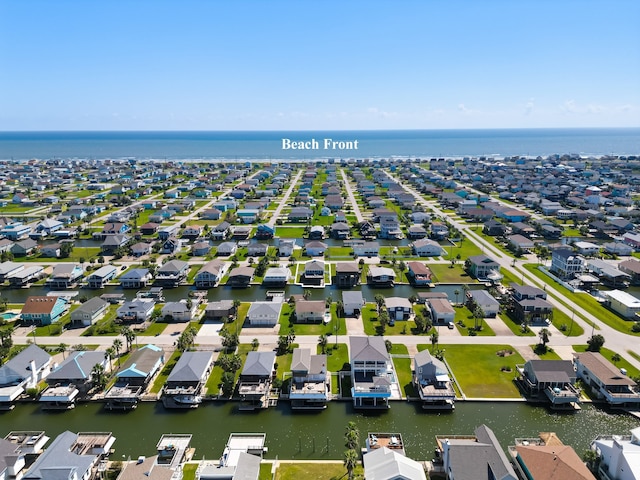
[173,395,202,405]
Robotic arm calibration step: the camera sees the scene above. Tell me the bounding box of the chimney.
[29,359,37,386]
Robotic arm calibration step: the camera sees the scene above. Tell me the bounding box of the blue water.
[0,128,638,161]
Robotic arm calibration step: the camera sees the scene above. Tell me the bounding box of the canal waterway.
[1,401,637,460]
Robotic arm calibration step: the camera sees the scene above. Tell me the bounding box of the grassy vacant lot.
[444,237,483,260]
[279,303,346,336]
[442,344,525,398]
[454,306,495,336]
[205,343,252,397]
[361,304,425,336]
[428,264,471,284]
[390,344,415,398]
[150,350,181,394]
[573,345,640,378]
[274,463,362,480]
[319,343,348,394]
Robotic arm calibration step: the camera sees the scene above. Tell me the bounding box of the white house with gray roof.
[349,336,394,409]
[163,351,214,408]
[363,446,427,480]
[238,351,276,410]
[70,296,109,326]
[246,300,283,327]
[0,344,52,410]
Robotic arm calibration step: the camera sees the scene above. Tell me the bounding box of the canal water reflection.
[2,401,637,459]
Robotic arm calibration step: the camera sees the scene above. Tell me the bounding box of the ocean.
[0,128,638,161]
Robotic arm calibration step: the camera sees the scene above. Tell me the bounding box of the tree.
[343,449,358,480]
[277,335,291,355]
[538,328,551,347]
[105,347,115,371]
[251,338,259,351]
[57,342,68,360]
[318,334,328,354]
[587,334,605,352]
[0,327,14,364]
[112,338,123,366]
[378,310,389,335]
[344,422,360,450]
[374,294,385,313]
[472,306,485,331]
[414,313,426,333]
[60,242,74,258]
[91,363,107,391]
[221,331,239,352]
[220,371,236,397]
[611,353,621,365]
[120,326,136,352]
[582,449,600,473]
[431,331,439,352]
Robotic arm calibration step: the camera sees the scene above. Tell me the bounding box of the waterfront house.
[204,300,236,321]
[289,347,329,410]
[277,238,296,257]
[0,261,23,282]
[182,224,203,239]
[101,233,130,253]
[201,208,222,220]
[586,259,630,288]
[101,222,129,237]
[515,360,581,410]
[407,224,428,239]
[507,234,535,253]
[288,206,313,222]
[155,259,189,287]
[70,296,109,327]
[246,300,283,327]
[0,344,51,410]
[509,433,595,480]
[211,221,231,240]
[413,350,455,410]
[411,238,445,257]
[367,266,396,287]
[384,297,412,322]
[352,241,380,257]
[238,351,276,410]
[342,291,364,316]
[465,254,502,281]
[330,222,351,240]
[308,225,325,239]
[119,268,152,289]
[34,218,63,236]
[41,350,108,409]
[8,265,44,287]
[10,239,38,257]
[550,248,584,280]
[86,265,118,288]
[305,241,328,257]
[196,433,264,479]
[20,296,67,326]
[105,344,164,410]
[191,241,212,256]
[216,241,237,256]
[601,289,640,318]
[363,445,427,480]
[573,351,640,408]
[227,266,254,287]
[510,284,554,325]
[294,300,326,323]
[162,351,214,408]
[427,297,455,326]
[47,263,83,289]
[483,219,507,236]
[262,267,291,286]
[303,259,325,282]
[116,298,155,323]
[194,259,228,288]
[139,222,160,235]
[247,242,268,257]
[23,431,116,480]
[130,241,152,257]
[334,262,360,288]
[436,424,518,480]
[349,336,393,409]
[619,258,640,285]
[379,216,403,240]
[406,261,433,286]
[161,300,197,322]
[466,290,500,317]
[591,427,640,480]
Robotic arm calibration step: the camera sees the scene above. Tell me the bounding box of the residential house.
[363,447,427,480]
[0,261,23,282]
[227,266,254,287]
[20,296,67,326]
[385,297,412,322]
[216,241,237,256]
[342,291,364,316]
[289,347,329,410]
[515,360,581,410]
[8,265,44,287]
[247,243,268,257]
[349,336,393,409]
[411,239,445,257]
[47,263,83,289]
[467,290,500,317]
[587,259,630,288]
[427,298,455,326]
[406,261,432,286]
[413,350,455,410]
[194,259,228,288]
[294,300,326,323]
[161,235,180,254]
[277,238,296,257]
[465,254,502,282]
[161,301,197,322]
[330,222,351,240]
[22,431,116,480]
[204,300,236,321]
[550,248,584,280]
[155,259,189,287]
[34,218,63,236]
[119,268,152,288]
[0,344,51,409]
[70,296,109,327]
[510,284,554,325]
[182,225,203,239]
[308,225,325,240]
[407,224,428,239]
[162,351,214,408]
[288,206,313,222]
[574,241,600,256]
[130,241,152,257]
[139,222,160,235]
[591,427,640,480]
[246,300,283,327]
[10,239,38,257]
[238,351,276,410]
[303,260,325,285]
[105,344,164,410]
[116,298,155,323]
[191,241,211,256]
[507,234,535,253]
[619,258,640,285]
[367,266,396,287]
[483,220,507,236]
[352,241,380,257]
[305,241,328,257]
[211,221,231,240]
[436,425,518,480]
[86,265,118,288]
[38,242,60,258]
[262,267,291,286]
[100,222,129,237]
[236,209,260,223]
[574,351,640,408]
[379,216,403,240]
[101,234,129,253]
[201,208,222,220]
[334,262,360,288]
[41,351,108,408]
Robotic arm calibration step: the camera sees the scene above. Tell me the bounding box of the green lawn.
[530,345,562,360]
[573,345,640,378]
[390,344,414,398]
[442,344,525,398]
[499,311,536,337]
[205,343,253,397]
[150,350,181,394]
[182,463,198,480]
[454,305,495,336]
[280,303,346,336]
[361,304,424,336]
[429,264,473,283]
[444,237,483,260]
[276,226,307,238]
[524,264,634,336]
[139,321,169,336]
[275,463,363,480]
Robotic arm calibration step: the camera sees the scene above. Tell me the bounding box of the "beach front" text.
[282,138,359,150]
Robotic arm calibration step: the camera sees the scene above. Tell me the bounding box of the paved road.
[266,170,303,227]
[340,168,364,223]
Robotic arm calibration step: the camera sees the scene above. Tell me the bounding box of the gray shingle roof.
[167,351,214,383]
[241,351,276,377]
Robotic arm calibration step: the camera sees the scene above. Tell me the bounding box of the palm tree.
[318,334,328,354]
[344,422,360,450]
[251,338,259,350]
[112,338,123,366]
[454,289,460,306]
[105,347,115,371]
[431,331,439,352]
[120,326,135,352]
[374,294,385,314]
[611,353,621,366]
[539,328,551,347]
[343,449,358,480]
[57,342,68,360]
[91,363,107,391]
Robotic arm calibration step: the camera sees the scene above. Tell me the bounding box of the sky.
[1,0,639,131]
